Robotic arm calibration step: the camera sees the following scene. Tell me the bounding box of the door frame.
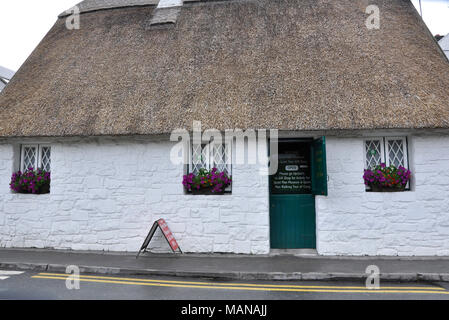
[268,138,317,249]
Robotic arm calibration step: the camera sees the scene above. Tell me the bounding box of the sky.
[411,0,449,36]
[0,0,448,72]
[0,0,80,71]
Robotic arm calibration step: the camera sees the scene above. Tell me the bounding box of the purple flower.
[10,168,51,194]
[363,164,411,189]
[182,168,231,193]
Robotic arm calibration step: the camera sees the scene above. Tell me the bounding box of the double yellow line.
[32,272,449,294]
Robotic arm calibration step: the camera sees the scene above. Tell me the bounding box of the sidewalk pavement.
[2,248,449,282]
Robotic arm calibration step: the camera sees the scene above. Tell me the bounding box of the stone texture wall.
[316,133,449,256]
[1,133,449,256]
[0,137,270,254]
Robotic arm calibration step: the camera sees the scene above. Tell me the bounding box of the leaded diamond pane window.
[190,142,232,187]
[365,140,382,169]
[41,147,51,172]
[22,146,37,171]
[20,144,51,172]
[364,137,408,170]
[191,144,208,175]
[387,139,405,168]
[364,137,409,191]
[212,143,231,176]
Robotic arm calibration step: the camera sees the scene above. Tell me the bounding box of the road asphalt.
[1,269,449,300]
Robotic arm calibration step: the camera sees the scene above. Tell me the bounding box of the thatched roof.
[59,0,158,17]
[1,0,449,137]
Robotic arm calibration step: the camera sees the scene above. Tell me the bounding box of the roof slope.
[1,0,449,137]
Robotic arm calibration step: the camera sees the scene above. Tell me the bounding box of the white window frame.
[189,140,232,191]
[190,142,232,174]
[364,137,409,170]
[20,144,51,172]
[20,144,38,171]
[210,142,232,177]
[363,137,385,170]
[364,136,410,190]
[385,137,408,169]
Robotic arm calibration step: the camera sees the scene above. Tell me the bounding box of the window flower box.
[10,168,51,194]
[191,186,226,195]
[363,163,411,192]
[369,185,406,192]
[183,168,231,195]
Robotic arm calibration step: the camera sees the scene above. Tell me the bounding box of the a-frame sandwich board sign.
[136,218,182,258]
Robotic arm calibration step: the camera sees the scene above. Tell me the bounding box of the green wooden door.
[270,194,316,248]
[269,140,317,249]
[312,136,328,196]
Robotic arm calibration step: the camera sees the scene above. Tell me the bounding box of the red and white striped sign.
[157,219,179,251]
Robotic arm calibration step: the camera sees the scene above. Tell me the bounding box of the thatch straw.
[1,0,449,137]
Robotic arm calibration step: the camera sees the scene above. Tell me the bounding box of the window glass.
[40,146,51,171]
[22,146,37,171]
[20,145,51,172]
[365,139,382,169]
[189,142,232,190]
[387,139,405,168]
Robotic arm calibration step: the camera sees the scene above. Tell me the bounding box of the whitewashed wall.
[1,133,449,256]
[0,137,270,254]
[317,134,449,256]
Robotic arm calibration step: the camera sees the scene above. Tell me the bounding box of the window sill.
[365,187,410,193]
[186,191,232,195]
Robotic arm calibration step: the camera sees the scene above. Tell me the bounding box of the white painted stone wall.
[2,132,449,256]
[317,133,449,256]
[0,137,270,254]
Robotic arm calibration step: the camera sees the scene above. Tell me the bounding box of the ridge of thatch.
[59,0,158,17]
[58,0,213,17]
[1,0,449,137]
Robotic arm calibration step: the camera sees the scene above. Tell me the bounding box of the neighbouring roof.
[0,66,14,93]
[1,0,449,137]
[0,66,14,80]
[439,34,449,60]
